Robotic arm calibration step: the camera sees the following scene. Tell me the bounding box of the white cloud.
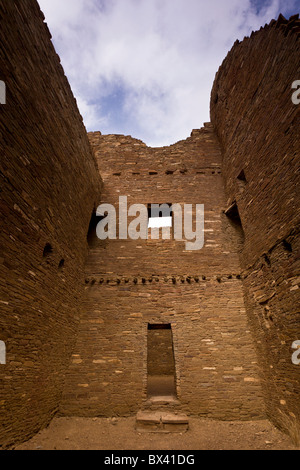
[75,95,106,130]
[38,0,297,147]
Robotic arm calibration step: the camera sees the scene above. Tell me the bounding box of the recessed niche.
[43,243,53,257]
[237,170,247,192]
[283,239,293,252]
[237,169,247,182]
[58,259,65,269]
[224,201,245,244]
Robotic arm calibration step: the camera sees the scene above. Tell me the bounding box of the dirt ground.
[16,417,299,451]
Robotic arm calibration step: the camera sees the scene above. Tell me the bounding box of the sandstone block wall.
[211,15,300,433]
[60,126,265,420]
[1,1,298,448]
[0,0,102,447]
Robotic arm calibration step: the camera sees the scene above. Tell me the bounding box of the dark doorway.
[147,324,177,399]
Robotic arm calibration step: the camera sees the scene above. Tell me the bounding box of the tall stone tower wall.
[211,15,300,432]
[0,0,102,447]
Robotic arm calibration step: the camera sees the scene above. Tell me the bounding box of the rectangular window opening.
[147,203,173,229]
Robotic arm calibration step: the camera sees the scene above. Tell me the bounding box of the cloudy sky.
[38,0,298,147]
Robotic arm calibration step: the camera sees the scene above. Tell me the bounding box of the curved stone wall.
[211,14,300,436]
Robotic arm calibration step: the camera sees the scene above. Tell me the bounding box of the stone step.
[141,396,183,413]
[146,396,180,405]
[136,411,189,433]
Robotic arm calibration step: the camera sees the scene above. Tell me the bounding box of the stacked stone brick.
[0,0,299,447]
[0,0,102,447]
[60,127,264,420]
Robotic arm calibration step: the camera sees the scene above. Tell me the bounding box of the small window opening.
[147,203,173,229]
[225,201,243,224]
[237,170,247,193]
[263,306,274,328]
[224,201,245,244]
[58,259,65,269]
[283,240,293,252]
[263,254,271,266]
[237,170,247,182]
[43,243,53,257]
[147,323,177,399]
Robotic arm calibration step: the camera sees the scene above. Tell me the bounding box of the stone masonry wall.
[211,15,300,434]
[60,126,265,420]
[2,2,297,447]
[0,0,102,447]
